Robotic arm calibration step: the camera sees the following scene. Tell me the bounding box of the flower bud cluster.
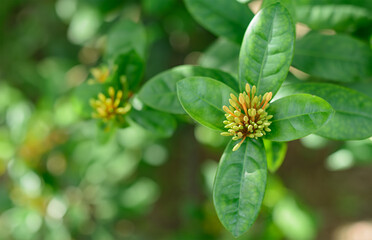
[90,87,131,121]
[221,83,273,151]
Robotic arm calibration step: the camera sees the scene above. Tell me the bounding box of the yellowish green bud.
[221,83,273,151]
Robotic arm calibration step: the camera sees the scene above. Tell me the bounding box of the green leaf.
[138,65,238,114]
[295,1,372,31]
[128,108,177,138]
[106,20,147,60]
[264,140,287,172]
[184,0,254,43]
[293,32,372,82]
[112,50,144,91]
[213,138,267,238]
[266,94,334,142]
[239,3,295,97]
[262,0,297,21]
[199,38,240,76]
[280,83,372,140]
[142,0,175,16]
[177,77,237,131]
[343,82,372,99]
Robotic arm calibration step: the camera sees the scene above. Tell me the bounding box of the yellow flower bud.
[220,83,273,151]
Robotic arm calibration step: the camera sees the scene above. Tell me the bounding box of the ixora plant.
[174,3,336,237]
[138,1,372,238]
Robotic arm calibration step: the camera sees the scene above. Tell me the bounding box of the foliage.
[141,0,372,237]
[1,0,372,239]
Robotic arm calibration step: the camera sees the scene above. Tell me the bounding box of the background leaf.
[184,0,254,43]
[294,0,372,32]
[199,38,240,76]
[128,108,177,138]
[266,94,334,142]
[105,20,147,60]
[177,77,237,131]
[264,140,287,172]
[239,3,295,97]
[292,32,372,82]
[343,82,372,99]
[213,138,267,238]
[112,50,145,92]
[138,65,238,114]
[280,83,372,140]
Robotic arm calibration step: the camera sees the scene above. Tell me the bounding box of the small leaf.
[280,83,372,140]
[184,0,254,43]
[264,139,287,172]
[138,65,238,114]
[213,138,267,238]
[128,108,177,138]
[177,77,237,131]
[266,94,334,142]
[199,38,240,76]
[239,2,295,97]
[106,20,147,60]
[292,32,372,82]
[112,50,145,91]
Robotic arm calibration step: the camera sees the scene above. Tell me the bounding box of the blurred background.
[1,0,372,239]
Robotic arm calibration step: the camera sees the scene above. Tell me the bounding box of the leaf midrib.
[193,94,225,113]
[336,109,372,120]
[234,141,250,236]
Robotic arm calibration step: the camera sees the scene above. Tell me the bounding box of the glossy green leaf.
[295,1,372,31]
[184,0,254,43]
[128,108,177,138]
[293,32,372,82]
[106,20,147,60]
[177,77,237,131]
[138,65,238,114]
[280,83,372,140]
[239,3,295,97]
[199,38,240,76]
[213,138,267,238]
[264,140,287,172]
[266,94,334,141]
[112,50,144,91]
